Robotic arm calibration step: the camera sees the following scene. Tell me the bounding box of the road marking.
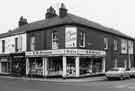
[114,84,128,88]
[128,86,135,89]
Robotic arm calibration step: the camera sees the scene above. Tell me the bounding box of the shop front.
[10,52,26,76]
[0,54,11,74]
[26,49,106,78]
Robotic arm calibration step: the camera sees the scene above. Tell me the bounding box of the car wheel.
[120,75,124,80]
[107,77,111,80]
[127,75,130,79]
[133,75,135,78]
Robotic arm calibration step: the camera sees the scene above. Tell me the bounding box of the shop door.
[1,62,8,73]
[66,57,76,76]
[92,58,102,73]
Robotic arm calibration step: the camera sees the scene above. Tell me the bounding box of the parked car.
[126,68,135,78]
[105,67,130,80]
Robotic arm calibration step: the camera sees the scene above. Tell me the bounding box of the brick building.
[0,4,134,78]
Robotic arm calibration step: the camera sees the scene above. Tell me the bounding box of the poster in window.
[65,27,77,48]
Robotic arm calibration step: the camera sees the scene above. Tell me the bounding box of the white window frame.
[52,31,58,49]
[114,39,118,51]
[79,31,85,48]
[104,38,108,50]
[121,39,127,54]
[128,40,133,54]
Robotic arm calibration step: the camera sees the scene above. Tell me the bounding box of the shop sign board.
[1,58,8,62]
[26,49,106,57]
[26,50,52,56]
[65,27,77,48]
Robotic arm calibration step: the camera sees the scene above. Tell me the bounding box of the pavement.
[0,75,105,82]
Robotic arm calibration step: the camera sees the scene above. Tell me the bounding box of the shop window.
[114,39,118,51]
[30,36,36,51]
[48,57,62,75]
[128,40,133,54]
[121,39,127,54]
[15,38,19,52]
[2,40,5,53]
[52,31,59,49]
[29,58,43,76]
[79,31,85,47]
[104,38,108,50]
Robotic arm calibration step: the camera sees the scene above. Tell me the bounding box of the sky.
[0,0,135,37]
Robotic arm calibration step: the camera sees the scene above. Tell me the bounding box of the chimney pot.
[59,3,68,18]
[18,16,28,27]
[45,6,57,19]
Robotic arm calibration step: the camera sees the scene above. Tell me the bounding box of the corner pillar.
[26,58,30,76]
[62,56,67,77]
[102,57,106,73]
[43,57,48,77]
[75,56,80,77]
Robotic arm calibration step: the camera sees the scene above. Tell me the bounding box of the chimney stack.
[59,3,67,18]
[18,16,28,27]
[45,6,57,19]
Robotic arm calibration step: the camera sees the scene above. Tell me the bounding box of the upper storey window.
[52,31,59,49]
[104,38,108,50]
[30,36,36,51]
[128,40,133,54]
[15,38,19,52]
[121,39,127,54]
[114,39,118,51]
[79,31,85,48]
[2,40,5,53]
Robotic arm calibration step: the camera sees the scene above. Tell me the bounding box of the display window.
[80,58,91,75]
[29,57,43,76]
[80,58,103,75]
[48,57,62,75]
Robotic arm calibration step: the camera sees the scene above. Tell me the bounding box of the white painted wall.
[0,33,27,54]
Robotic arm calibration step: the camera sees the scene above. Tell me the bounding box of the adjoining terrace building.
[0,4,134,78]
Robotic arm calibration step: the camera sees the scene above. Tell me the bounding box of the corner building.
[0,4,134,78]
[25,4,134,78]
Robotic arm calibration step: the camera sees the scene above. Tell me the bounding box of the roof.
[0,13,133,39]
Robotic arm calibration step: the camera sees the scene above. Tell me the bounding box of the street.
[0,77,135,91]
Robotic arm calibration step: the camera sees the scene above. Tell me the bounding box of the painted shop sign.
[26,49,106,57]
[65,27,77,48]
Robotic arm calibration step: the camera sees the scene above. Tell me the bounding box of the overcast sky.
[0,0,135,37]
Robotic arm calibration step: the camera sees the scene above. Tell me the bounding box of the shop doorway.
[66,57,76,76]
[1,62,9,73]
[12,58,26,76]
